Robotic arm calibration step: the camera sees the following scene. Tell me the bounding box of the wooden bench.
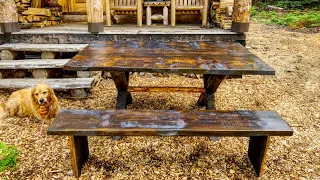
[47,109,293,177]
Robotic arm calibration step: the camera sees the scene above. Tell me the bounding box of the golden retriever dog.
[0,84,60,123]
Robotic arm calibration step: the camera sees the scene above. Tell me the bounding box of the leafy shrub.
[251,8,320,29]
[0,142,18,171]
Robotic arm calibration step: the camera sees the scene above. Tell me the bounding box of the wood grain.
[47,109,294,136]
[0,59,69,69]
[0,43,87,52]
[65,41,275,75]
[0,78,94,90]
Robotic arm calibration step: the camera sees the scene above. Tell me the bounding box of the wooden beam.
[0,78,94,90]
[0,43,87,52]
[128,86,205,93]
[171,0,176,26]
[0,59,69,69]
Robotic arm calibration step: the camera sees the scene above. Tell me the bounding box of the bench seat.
[47,109,293,177]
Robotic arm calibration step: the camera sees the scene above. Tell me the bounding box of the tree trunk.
[231,0,251,32]
[0,0,20,33]
[86,0,104,33]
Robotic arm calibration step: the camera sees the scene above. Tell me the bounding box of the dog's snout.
[39,98,44,103]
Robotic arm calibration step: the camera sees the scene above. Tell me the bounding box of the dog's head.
[31,84,55,105]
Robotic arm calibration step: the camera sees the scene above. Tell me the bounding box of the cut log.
[0,78,94,90]
[32,69,52,78]
[70,88,87,98]
[31,0,42,8]
[77,71,92,78]
[32,22,45,27]
[22,8,51,16]
[19,15,29,23]
[33,15,47,21]
[26,14,35,22]
[231,0,250,32]
[41,51,60,59]
[22,0,32,3]
[0,70,12,79]
[19,22,32,29]
[0,50,24,60]
[13,70,28,78]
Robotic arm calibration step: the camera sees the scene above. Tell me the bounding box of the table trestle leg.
[197,75,225,110]
[69,136,89,177]
[110,71,132,109]
[248,136,270,176]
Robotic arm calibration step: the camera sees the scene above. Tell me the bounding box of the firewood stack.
[213,0,234,30]
[15,1,62,29]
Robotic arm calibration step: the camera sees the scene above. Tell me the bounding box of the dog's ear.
[48,87,58,104]
[31,87,37,104]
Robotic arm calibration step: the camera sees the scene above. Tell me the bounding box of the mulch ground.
[0,22,319,179]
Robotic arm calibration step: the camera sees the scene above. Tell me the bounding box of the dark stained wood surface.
[64,41,275,75]
[47,109,293,136]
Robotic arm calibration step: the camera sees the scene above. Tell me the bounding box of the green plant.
[251,7,320,29]
[0,142,18,171]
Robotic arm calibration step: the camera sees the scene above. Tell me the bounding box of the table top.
[64,41,275,75]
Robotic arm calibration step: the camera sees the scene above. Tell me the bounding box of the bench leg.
[110,71,132,109]
[110,71,131,140]
[69,136,89,177]
[197,75,225,110]
[198,75,225,141]
[248,136,270,176]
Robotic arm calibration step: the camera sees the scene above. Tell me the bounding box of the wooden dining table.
[64,41,275,110]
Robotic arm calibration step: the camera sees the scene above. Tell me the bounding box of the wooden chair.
[171,0,208,27]
[106,0,143,26]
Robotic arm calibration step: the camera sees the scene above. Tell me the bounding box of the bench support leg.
[69,136,89,177]
[110,71,132,140]
[110,71,132,109]
[197,75,225,110]
[248,136,270,176]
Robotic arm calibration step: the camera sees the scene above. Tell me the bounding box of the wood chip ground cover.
[0,22,319,179]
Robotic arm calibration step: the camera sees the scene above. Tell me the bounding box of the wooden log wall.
[0,0,20,33]
[86,0,104,33]
[231,0,250,32]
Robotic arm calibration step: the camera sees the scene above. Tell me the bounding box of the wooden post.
[0,0,20,33]
[231,0,251,32]
[86,0,104,33]
[163,6,168,26]
[201,0,208,27]
[105,0,111,26]
[68,0,76,12]
[69,136,89,177]
[146,6,151,25]
[137,0,142,26]
[248,136,270,176]
[171,0,176,26]
[58,0,68,12]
